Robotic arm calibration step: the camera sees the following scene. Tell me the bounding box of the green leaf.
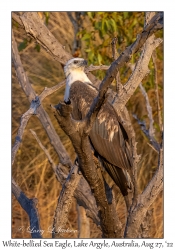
[101,18,105,35]
[95,21,101,30]
[88,50,95,62]
[131,18,138,28]
[109,18,117,32]
[82,33,91,41]
[18,39,28,52]
[97,53,103,64]
[35,44,40,52]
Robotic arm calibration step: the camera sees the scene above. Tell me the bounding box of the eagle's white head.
[64,58,92,103]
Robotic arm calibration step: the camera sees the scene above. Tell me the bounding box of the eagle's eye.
[74,60,78,64]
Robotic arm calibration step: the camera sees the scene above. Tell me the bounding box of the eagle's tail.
[100,157,129,196]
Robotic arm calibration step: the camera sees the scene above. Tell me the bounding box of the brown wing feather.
[70,81,132,195]
[100,158,128,196]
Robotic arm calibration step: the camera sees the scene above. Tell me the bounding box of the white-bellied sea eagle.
[63,58,132,196]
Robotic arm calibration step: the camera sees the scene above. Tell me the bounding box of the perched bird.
[64,58,132,196]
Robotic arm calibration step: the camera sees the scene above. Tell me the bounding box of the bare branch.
[86,65,109,72]
[139,83,155,137]
[111,37,119,60]
[12,31,36,102]
[152,50,163,131]
[12,178,42,238]
[20,12,72,64]
[114,36,162,108]
[12,97,40,166]
[39,80,65,103]
[147,142,159,153]
[133,114,160,152]
[111,37,122,93]
[12,110,32,166]
[52,165,81,238]
[141,147,163,207]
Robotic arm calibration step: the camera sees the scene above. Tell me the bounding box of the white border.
[1,0,175,247]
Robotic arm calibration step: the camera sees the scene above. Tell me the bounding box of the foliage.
[77,12,144,79]
[78,11,163,95]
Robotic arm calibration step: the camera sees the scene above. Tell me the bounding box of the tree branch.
[152,50,163,132]
[12,109,32,166]
[52,165,81,238]
[139,83,155,138]
[111,37,122,95]
[113,36,162,108]
[12,178,42,238]
[39,80,65,103]
[20,12,72,65]
[133,114,160,152]
[86,64,109,72]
